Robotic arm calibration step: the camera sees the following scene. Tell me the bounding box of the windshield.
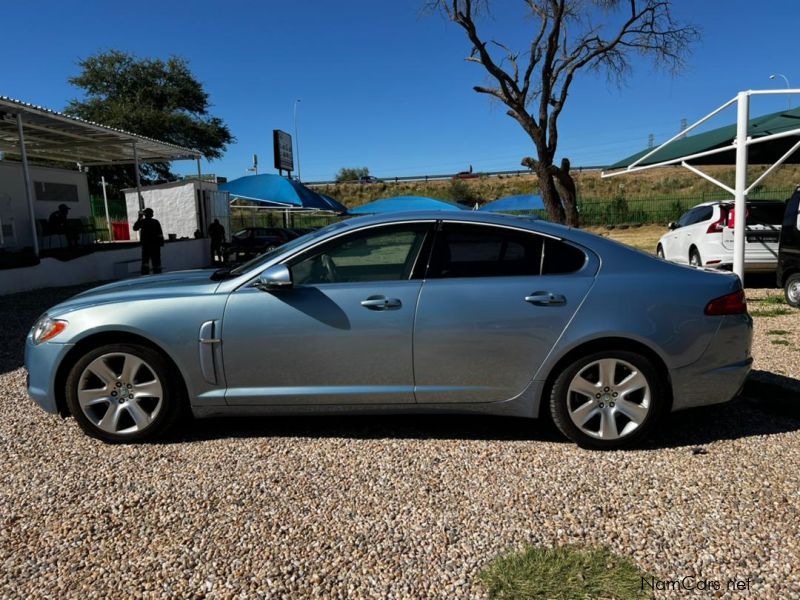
[222,220,351,278]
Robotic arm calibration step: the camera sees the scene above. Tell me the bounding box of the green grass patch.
[771,339,791,346]
[758,295,786,306]
[767,329,790,336]
[751,308,792,318]
[477,545,651,600]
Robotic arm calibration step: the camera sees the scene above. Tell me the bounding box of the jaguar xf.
[26,211,752,449]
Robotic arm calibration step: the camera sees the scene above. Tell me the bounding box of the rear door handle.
[525,291,567,306]
[361,295,402,310]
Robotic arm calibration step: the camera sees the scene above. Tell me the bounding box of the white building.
[0,161,91,250]
[123,179,230,242]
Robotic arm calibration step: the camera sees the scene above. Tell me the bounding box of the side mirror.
[255,264,292,291]
[668,222,678,230]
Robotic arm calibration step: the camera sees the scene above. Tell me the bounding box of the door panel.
[412,222,596,404]
[222,281,421,405]
[413,275,594,403]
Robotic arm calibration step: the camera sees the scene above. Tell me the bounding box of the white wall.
[0,239,210,296]
[124,180,219,241]
[0,162,91,250]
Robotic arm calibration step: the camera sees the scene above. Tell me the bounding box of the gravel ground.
[1,284,799,599]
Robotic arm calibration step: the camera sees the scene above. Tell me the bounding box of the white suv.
[656,200,784,272]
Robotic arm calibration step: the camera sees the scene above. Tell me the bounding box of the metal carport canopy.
[0,96,200,165]
[0,95,202,257]
[602,89,800,278]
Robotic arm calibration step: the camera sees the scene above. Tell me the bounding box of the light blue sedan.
[25,212,753,449]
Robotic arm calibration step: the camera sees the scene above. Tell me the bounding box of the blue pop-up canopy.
[479,194,544,212]
[319,194,349,214]
[220,174,341,211]
[349,196,466,214]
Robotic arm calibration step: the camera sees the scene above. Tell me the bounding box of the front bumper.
[24,337,73,415]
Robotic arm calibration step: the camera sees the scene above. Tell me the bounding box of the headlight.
[31,314,68,345]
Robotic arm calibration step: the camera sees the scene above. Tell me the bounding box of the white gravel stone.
[0,284,798,598]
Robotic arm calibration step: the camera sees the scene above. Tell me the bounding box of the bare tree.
[432,0,698,225]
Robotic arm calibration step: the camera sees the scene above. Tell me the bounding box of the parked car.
[656,200,785,271]
[358,175,381,184]
[777,188,800,307]
[26,211,752,449]
[222,227,292,261]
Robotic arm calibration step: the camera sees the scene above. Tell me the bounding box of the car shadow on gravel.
[172,411,568,444]
[167,370,800,448]
[644,370,800,450]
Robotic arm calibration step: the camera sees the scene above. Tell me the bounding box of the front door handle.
[361,295,402,310]
[525,291,567,306]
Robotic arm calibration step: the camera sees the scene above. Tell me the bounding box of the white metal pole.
[101,175,112,242]
[733,91,750,280]
[294,99,301,181]
[196,157,206,238]
[132,141,144,211]
[16,113,39,258]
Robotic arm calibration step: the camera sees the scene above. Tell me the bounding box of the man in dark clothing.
[132,207,164,275]
[49,203,79,247]
[208,218,226,264]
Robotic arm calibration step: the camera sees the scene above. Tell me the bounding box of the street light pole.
[293,99,302,181]
[769,73,792,109]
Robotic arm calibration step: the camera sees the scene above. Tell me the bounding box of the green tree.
[335,167,370,183]
[66,50,233,193]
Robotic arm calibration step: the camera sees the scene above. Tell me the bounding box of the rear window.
[747,202,785,225]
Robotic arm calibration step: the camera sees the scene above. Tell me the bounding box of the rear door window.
[427,223,585,278]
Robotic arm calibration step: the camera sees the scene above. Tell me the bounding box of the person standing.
[132,207,164,275]
[208,218,226,264]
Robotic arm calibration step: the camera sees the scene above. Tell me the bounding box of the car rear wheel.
[656,245,664,259]
[689,248,702,267]
[549,350,667,449]
[785,273,800,308]
[65,343,183,442]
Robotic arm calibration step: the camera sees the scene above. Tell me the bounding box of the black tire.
[785,273,800,308]
[549,350,668,450]
[656,245,664,259]
[65,343,184,443]
[689,247,702,267]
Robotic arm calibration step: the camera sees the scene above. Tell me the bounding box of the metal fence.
[229,209,339,231]
[574,187,795,226]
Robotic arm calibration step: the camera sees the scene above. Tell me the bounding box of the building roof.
[609,106,800,169]
[0,95,200,166]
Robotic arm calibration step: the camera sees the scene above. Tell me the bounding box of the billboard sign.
[273,130,294,173]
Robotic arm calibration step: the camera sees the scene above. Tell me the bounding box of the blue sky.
[3,1,798,182]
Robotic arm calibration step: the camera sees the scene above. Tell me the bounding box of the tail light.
[705,290,748,315]
[706,213,725,233]
[727,207,749,229]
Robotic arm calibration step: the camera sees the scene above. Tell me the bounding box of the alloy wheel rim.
[77,352,163,435]
[690,253,700,266]
[789,281,800,304]
[566,358,651,441]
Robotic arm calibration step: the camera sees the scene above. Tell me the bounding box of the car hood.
[48,269,221,316]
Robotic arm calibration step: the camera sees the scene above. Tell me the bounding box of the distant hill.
[310,165,800,209]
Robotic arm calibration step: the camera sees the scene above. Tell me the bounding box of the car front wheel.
[549,350,666,449]
[656,245,665,259]
[65,343,183,442]
[785,273,800,308]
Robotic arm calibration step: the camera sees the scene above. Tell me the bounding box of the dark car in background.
[778,188,800,306]
[223,227,292,262]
